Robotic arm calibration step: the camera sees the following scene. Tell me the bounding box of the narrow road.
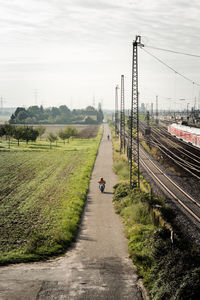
[0,124,142,300]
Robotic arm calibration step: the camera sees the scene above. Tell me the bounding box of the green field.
[0,127,102,265]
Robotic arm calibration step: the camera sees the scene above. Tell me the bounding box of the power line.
[144,45,200,58]
[141,47,200,87]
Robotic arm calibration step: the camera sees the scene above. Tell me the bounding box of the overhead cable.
[144,45,200,58]
[140,47,200,87]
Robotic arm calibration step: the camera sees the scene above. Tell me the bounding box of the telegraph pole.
[145,111,151,149]
[129,35,143,189]
[151,102,154,121]
[156,95,159,125]
[115,85,119,136]
[120,75,125,153]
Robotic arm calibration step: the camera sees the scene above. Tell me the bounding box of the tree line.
[0,124,79,149]
[9,105,104,124]
[47,126,78,148]
[0,124,40,148]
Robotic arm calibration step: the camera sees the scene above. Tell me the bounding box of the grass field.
[0,126,102,265]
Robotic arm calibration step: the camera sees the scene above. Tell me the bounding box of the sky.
[0,0,200,110]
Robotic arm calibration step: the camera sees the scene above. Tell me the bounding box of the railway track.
[140,146,200,227]
[140,122,200,179]
[124,128,200,228]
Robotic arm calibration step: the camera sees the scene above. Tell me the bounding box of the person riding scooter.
[98,178,106,193]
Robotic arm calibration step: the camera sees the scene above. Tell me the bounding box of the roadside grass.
[110,122,200,300]
[113,183,155,286]
[0,127,102,265]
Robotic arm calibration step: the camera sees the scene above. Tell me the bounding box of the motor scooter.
[99,183,105,193]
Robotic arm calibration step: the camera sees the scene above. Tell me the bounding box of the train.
[168,123,200,149]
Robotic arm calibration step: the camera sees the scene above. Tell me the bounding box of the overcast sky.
[0,0,200,110]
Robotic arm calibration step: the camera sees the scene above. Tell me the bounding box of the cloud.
[0,0,200,108]
[0,0,199,48]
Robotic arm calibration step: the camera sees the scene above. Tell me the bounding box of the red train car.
[168,123,200,148]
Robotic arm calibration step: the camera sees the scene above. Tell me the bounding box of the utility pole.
[187,103,190,121]
[145,111,151,149]
[115,85,119,136]
[129,35,143,189]
[120,75,125,153]
[151,102,154,121]
[156,95,159,125]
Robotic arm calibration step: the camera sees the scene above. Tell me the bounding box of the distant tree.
[47,133,57,149]
[21,127,39,144]
[17,110,29,122]
[4,124,14,148]
[85,106,96,112]
[97,102,104,123]
[51,107,61,118]
[14,107,26,117]
[35,125,46,140]
[58,129,67,144]
[9,114,16,124]
[59,105,70,114]
[12,126,24,146]
[9,107,27,124]
[0,125,6,137]
[27,106,41,118]
[9,105,102,125]
[65,126,78,142]
[70,127,78,140]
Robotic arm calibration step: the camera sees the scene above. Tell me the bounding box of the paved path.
[0,124,142,300]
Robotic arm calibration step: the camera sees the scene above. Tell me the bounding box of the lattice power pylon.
[115,85,119,135]
[120,75,125,153]
[129,35,143,188]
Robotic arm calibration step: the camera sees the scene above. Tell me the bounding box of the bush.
[113,183,130,201]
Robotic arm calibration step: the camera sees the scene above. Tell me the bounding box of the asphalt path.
[0,124,142,300]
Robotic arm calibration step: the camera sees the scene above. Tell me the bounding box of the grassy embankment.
[110,122,200,300]
[0,126,102,265]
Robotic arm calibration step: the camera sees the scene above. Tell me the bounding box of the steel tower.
[129,35,143,188]
[120,75,125,153]
[115,85,119,135]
